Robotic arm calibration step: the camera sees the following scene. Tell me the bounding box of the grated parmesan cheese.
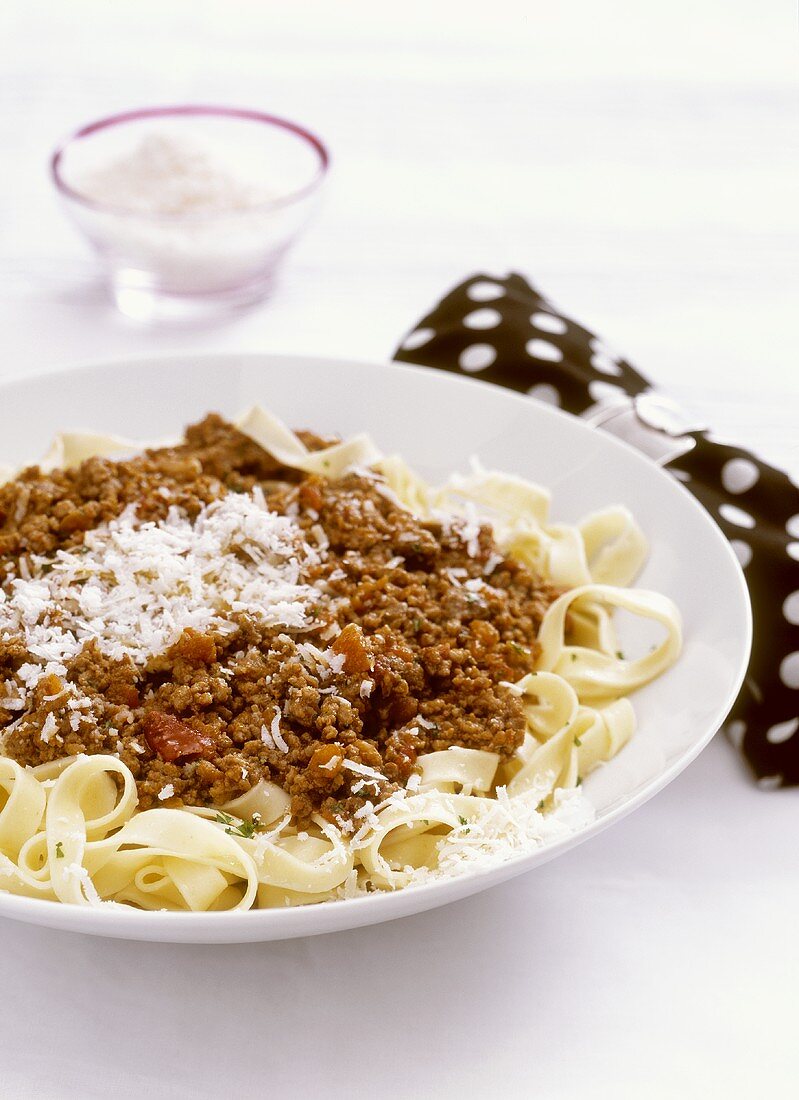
[325,651,347,676]
[40,712,58,744]
[0,490,319,675]
[62,861,104,906]
[310,524,330,551]
[342,759,387,784]
[270,711,289,753]
[460,502,482,558]
[483,552,504,576]
[406,787,593,887]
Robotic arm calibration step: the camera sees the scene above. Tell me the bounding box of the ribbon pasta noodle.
[0,407,681,912]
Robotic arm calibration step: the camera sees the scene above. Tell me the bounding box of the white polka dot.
[730,539,752,568]
[788,543,799,562]
[766,717,799,744]
[525,338,563,362]
[671,469,691,483]
[726,719,746,749]
[527,383,561,407]
[590,351,623,377]
[718,503,755,529]
[402,327,435,351]
[787,514,799,539]
[784,591,799,625]
[530,312,567,335]
[757,775,782,790]
[721,458,760,495]
[464,308,502,330]
[467,281,504,303]
[458,344,497,373]
[780,651,799,689]
[588,380,627,404]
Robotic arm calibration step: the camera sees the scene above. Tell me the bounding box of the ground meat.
[0,415,558,823]
[0,414,317,579]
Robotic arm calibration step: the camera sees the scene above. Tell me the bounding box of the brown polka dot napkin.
[394,272,799,786]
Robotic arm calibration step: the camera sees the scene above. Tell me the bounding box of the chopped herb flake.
[55,841,64,859]
[214,812,262,839]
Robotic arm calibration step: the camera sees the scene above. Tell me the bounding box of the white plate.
[0,353,751,942]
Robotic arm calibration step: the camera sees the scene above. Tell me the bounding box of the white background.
[0,2,797,1097]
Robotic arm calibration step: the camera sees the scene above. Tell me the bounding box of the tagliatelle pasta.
[0,407,681,911]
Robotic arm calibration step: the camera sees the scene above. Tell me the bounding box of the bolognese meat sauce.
[0,415,556,824]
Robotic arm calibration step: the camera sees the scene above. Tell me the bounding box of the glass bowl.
[51,105,329,321]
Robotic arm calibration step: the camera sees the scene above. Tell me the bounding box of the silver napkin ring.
[582,391,705,467]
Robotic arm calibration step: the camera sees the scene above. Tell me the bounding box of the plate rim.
[0,351,753,940]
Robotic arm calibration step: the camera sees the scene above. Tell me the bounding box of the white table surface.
[0,3,797,1097]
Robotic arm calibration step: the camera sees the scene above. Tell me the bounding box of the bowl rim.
[50,104,330,219]
[0,352,753,940]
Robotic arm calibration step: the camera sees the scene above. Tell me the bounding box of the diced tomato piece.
[332,623,371,674]
[111,684,141,708]
[142,711,215,763]
[299,480,324,512]
[169,629,217,665]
